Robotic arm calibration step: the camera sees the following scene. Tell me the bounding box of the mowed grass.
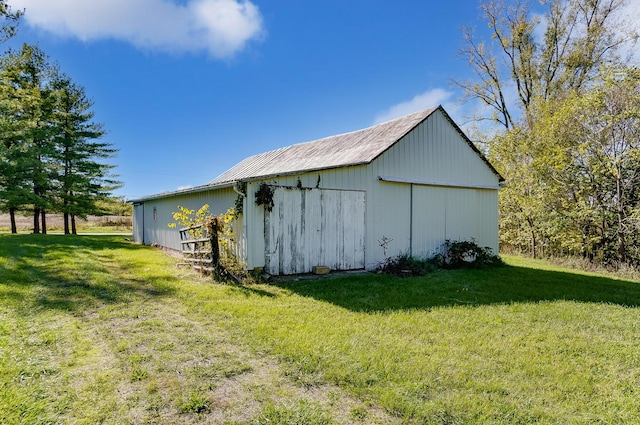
[1,235,639,424]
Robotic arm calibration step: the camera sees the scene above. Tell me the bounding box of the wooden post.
[209,217,220,276]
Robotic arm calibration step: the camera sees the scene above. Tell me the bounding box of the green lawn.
[1,234,639,424]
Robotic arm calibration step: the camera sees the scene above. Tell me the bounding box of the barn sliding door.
[264,188,365,275]
[410,185,495,257]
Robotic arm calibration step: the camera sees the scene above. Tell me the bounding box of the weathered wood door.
[264,188,365,275]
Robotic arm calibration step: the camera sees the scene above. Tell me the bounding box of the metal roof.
[130,105,503,203]
[210,106,440,185]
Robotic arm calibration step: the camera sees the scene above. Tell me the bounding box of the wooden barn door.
[264,188,365,275]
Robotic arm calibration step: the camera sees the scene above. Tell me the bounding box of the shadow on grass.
[226,284,278,298]
[276,264,640,312]
[0,234,177,313]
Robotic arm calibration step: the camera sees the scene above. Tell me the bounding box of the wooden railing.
[178,221,240,283]
[178,223,219,273]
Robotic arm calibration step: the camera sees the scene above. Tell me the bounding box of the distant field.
[1,235,639,424]
[0,214,131,233]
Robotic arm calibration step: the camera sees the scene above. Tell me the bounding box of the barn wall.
[370,109,500,261]
[409,185,499,258]
[242,109,500,271]
[376,109,498,185]
[132,187,237,252]
[243,181,264,270]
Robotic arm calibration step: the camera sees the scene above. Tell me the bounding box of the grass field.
[1,234,639,424]
[0,213,132,234]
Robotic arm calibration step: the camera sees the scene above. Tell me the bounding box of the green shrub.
[377,240,503,276]
[376,252,437,277]
[435,239,503,269]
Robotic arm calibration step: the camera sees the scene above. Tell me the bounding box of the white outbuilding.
[131,106,503,275]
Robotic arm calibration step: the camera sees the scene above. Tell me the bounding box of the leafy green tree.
[490,66,640,265]
[549,66,640,264]
[460,0,640,268]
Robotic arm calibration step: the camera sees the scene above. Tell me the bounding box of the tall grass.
[1,234,639,424]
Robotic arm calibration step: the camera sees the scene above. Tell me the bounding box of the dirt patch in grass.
[204,355,394,424]
[50,273,398,424]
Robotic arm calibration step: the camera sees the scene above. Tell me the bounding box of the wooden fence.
[178,222,219,273]
[178,220,240,283]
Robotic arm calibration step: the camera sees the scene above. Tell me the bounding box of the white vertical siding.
[369,110,500,262]
[410,185,499,258]
[244,181,265,269]
[134,188,237,252]
[411,185,447,257]
[132,203,145,243]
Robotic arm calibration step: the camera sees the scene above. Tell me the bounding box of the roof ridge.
[209,106,439,184]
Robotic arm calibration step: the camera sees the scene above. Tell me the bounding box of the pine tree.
[49,76,119,234]
[0,44,120,234]
[0,44,56,233]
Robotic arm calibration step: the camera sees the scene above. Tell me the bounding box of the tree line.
[458,0,640,268]
[0,2,119,234]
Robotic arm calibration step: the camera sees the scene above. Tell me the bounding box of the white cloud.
[374,88,456,124]
[8,0,265,58]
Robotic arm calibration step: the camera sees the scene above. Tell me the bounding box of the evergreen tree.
[49,76,119,234]
[0,95,32,233]
[0,44,120,234]
[0,44,56,233]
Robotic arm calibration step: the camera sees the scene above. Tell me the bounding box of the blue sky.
[4,0,640,200]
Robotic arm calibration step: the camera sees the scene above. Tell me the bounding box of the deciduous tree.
[456,0,637,129]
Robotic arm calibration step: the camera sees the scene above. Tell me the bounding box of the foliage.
[255,182,274,212]
[233,181,246,217]
[0,0,22,43]
[459,0,640,269]
[491,66,640,267]
[435,239,503,269]
[377,240,502,276]
[0,43,119,234]
[49,75,118,233]
[96,196,132,217]
[376,252,437,277]
[455,0,638,129]
[167,204,212,239]
[168,204,251,282]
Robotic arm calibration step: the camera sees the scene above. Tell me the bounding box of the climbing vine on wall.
[255,183,275,212]
[234,182,247,217]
